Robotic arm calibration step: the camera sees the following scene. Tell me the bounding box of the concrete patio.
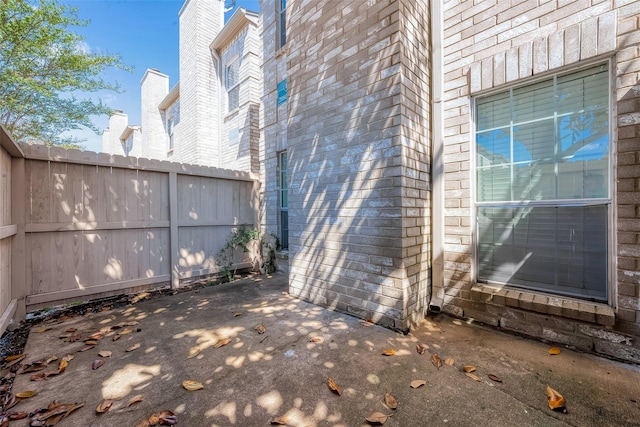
[4,272,640,426]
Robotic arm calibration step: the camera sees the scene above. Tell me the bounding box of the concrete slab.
[6,273,640,426]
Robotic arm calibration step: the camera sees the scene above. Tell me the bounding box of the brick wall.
[141,69,170,161]
[286,0,432,331]
[178,0,224,166]
[441,0,640,362]
[101,112,128,156]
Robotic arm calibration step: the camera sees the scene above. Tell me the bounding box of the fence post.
[169,171,179,289]
[10,156,26,320]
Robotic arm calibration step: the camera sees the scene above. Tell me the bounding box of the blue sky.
[63,0,260,152]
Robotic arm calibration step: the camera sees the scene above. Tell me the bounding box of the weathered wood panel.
[18,144,259,310]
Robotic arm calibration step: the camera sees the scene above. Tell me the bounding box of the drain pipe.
[429,0,445,312]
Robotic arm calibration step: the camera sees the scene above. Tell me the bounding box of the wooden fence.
[1,126,260,323]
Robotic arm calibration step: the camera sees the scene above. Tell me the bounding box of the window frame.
[167,116,175,152]
[225,56,240,112]
[276,0,286,50]
[471,60,615,304]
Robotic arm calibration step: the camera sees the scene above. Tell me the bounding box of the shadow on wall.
[282,0,432,330]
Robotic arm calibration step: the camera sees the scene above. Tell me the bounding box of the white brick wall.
[140,69,169,161]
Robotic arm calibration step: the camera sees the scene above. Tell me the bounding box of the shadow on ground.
[4,272,640,426]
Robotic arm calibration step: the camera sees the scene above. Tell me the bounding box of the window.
[277,0,286,49]
[475,63,610,301]
[279,151,289,249]
[225,57,239,112]
[167,117,174,151]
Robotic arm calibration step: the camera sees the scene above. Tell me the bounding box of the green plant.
[216,226,260,282]
[215,227,278,282]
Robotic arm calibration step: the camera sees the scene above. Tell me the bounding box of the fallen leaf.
[255,324,266,334]
[35,328,50,333]
[92,359,104,370]
[381,349,396,356]
[112,335,121,342]
[126,343,141,352]
[30,373,47,381]
[365,412,388,425]
[5,354,26,362]
[187,348,200,359]
[45,355,58,365]
[326,377,342,395]
[233,312,242,317]
[65,328,77,333]
[214,338,231,348]
[271,416,290,425]
[444,358,455,366]
[158,409,177,425]
[6,412,27,420]
[546,385,568,413]
[360,320,374,327]
[465,372,481,382]
[61,354,74,362]
[309,337,323,343]
[384,392,398,409]
[84,340,98,346]
[15,390,36,398]
[126,395,144,407]
[431,353,442,370]
[17,362,47,373]
[488,374,502,383]
[410,380,426,388]
[58,359,68,372]
[96,399,113,413]
[548,347,561,355]
[78,345,96,352]
[131,292,150,304]
[416,344,427,355]
[87,332,104,341]
[182,380,204,391]
[463,365,476,373]
[98,351,112,358]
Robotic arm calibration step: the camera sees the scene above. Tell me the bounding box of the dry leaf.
[6,412,27,420]
[15,390,36,398]
[384,392,398,409]
[214,338,231,348]
[416,344,427,355]
[465,372,481,382]
[187,348,200,359]
[35,328,50,333]
[45,355,58,365]
[410,380,426,389]
[78,345,96,352]
[182,380,204,391]
[158,410,177,425]
[444,358,455,366]
[92,359,104,370]
[381,349,396,356]
[61,354,74,362]
[326,377,342,395]
[546,385,568,413]
[309,337,323,343]
[58,359,68,372]
[65,328,77,333]
[87,332,104,341]
[84,340,98,346]
[463,365,476,373]
[255,324,266,334]
[30,373,47,381]
[360,320,374,327]
[488,374,502,383]
[98,351,112,358]
[131,292,150,304]
[126,343,141,352]
[365,412,388,425]
[96,399,113,413]
[271,416,290,425]
[18,362,47,373]
[548,347,561,355]
[233,312,242,317]
[431,353,442,370]
[5,354,26,362]
[126,395,144,407]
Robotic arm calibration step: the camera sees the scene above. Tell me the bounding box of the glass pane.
[557,64,608,114]
[476,128,510,166]
[228,86,239,111]
[478,206,607,300]
[512,79,554,123]
[226,61,238,89]
[512,120,555,200]
[477,167,511,202]
[476,91,510,130]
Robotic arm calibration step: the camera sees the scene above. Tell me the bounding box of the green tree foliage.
[0,0,130,146]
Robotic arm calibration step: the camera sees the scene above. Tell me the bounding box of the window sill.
[470,284,615,327]
[275,45,288,59]
[224,109,239,120]
[167,149,174,156]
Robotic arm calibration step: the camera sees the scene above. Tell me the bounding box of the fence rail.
[1,127,260,326]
